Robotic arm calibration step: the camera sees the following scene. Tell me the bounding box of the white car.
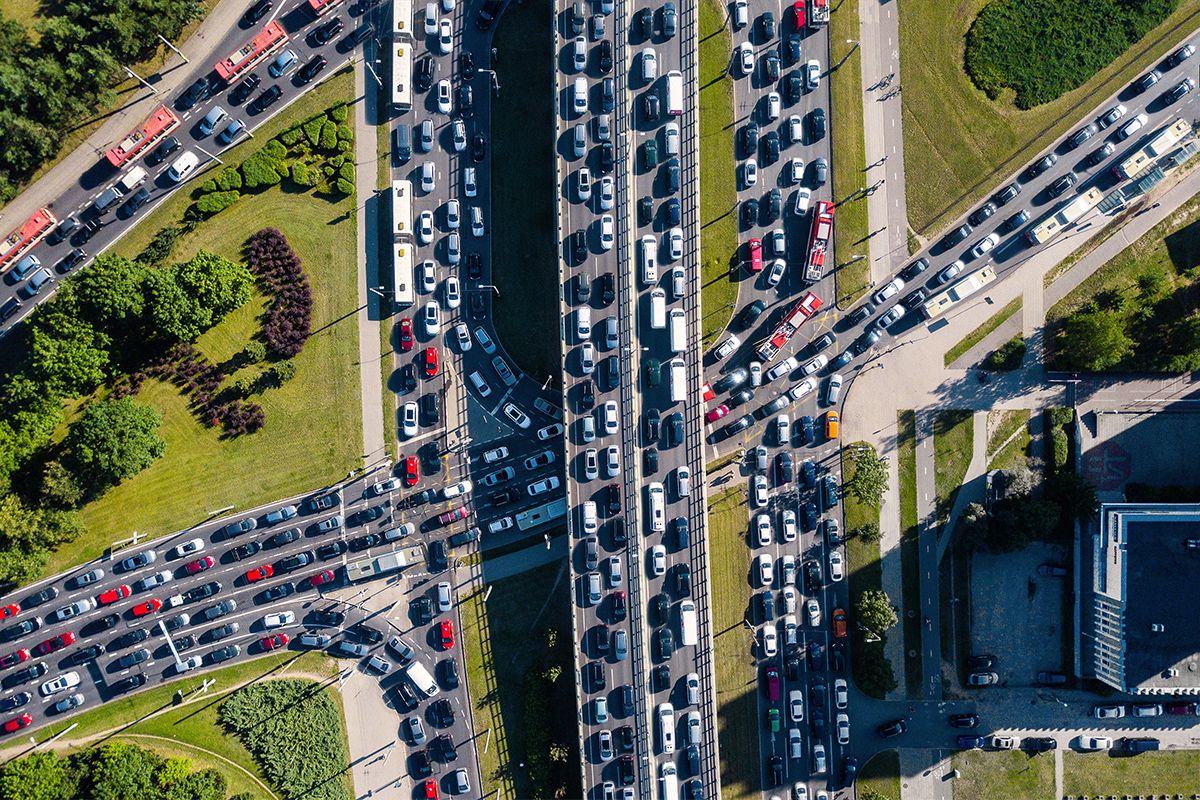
[605,445,620,477]
[752,475,768,507]
[736,42,753,75]
[970,232,999,259]
[463,166,477,196]
[936,260,963,285]
[755,513,772,546]
[836,713,850,745]
[452,120,466,152]
[444,480,472,499]
[788,378,816,401]
[766,258,786,287]
[470,206,485,238]
[666,228,683,261]
[527,476,561,496]
[583,448,598,480]
[445,231,460,263]
[801,354,828,375]
[834,678,848,709]
[789,689,805,722]
[781,510,797,542]
[572,36,587,71]
[794,188,812,214]
[436,80,451,113]
[757,553,773,586]
[787,115,802,144]
[423,301,440,335]
[780,586,797,614]
[402,402,418,436]
[483,467,514,486]
[573,76,588,115]
[677,466,691,496]
[454,322,471,351]
[421,160,436,191]
[419,260,436,293]
[767,228,785,256]
[742,160,758,188]
[598,176,614,211]
[437,19,452,52]
[829,551,844,581]
[783,614,797,646]
[599,215,614,250]
[1117,112,1148,140]
[1097,103,1127,128]
[761,626,777,657]
[780,556,796,586]
[39,671,81,697]
[806,598,820,627]
[264,611,295,628]
[991,735,1020,749]
[578,167,592,201]
[602,400,619,435]
[714,334,741,360]
[424,2,438,34]
[444,276,461,309]
[749,361,762,387]
[665,122,680,155]
[806,59,821,89]
[503,403,531,428]
[650,545,667,576]
[537,423,565,441]
[488,517,514,534]
[417,210,434,243]
[174,538,204,558]
[765,92,781,121]
[766,357,797,382]
[445,198,460,229]
[483,446,509,463]
[1079,736,1113,751]
[580,342,595,373]
[872,277,905,305]
[167,151,199,182]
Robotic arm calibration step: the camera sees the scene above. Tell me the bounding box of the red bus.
[0,209,57,276]
[105,106,181,168]
[215,21,290,85]
[308,0,347,17]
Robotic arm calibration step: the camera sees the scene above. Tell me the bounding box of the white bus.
[665,70,684,116]
[669,359,686,403]
[393,241,415,308]
[393,0,414,40]
[392,41,413,111]
[668,309,686,353]
[648,482,666,532]
[649,289,666,329]
[391,179,413,241]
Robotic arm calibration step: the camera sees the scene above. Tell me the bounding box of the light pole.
[478,68,500,95]
[480,284,500,296]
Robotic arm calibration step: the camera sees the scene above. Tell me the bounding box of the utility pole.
[157,34,188,64]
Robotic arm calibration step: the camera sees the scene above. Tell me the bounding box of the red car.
[705,405,729,423]
[97,585,131,606]
[2,713,32,734]
[36,631,75,655]
[0,604,19,620]
[747,238,763,272]
[399,318,414,351]
[423,346,439,377]
[0,649,29,669]
[794,0,806,27]
[186,556,215,574]
[423,778,438,798]
[259,633,289,651]
[132,599,162,617]
[246,565,274,582]
[439,620,454,650]
[404,457,420,486]
[309,570,335,587]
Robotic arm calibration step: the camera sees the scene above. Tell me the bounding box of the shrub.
[199,178,217,193]
[291,162,318,187]
[303,117,325,146]
[983,335,1026,370]
[271,360,297,384]
[330,103,348,122]
[263,139,286,160]
[338,162,354,183]
[138,225,179,265]
[1051,428,1069,470]
[335,177,353,194]
[242,152,284,188]
[336,123,353,142]
[196,190,240,215]
[320,119,338,150]
[242,340,267,363]
[216,167,243,191]
[1048,408,1073,427]
[337,138,352,153]
[280,126,303,146]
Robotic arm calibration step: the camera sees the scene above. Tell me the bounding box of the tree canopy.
[65,398,166,492]
[846,446,888,507]
[856,589,898,637]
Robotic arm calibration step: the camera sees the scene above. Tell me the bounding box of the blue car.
[822,475,839,509]
[801,502,817,531]
[800,416,816,444]
[801,461,816,488]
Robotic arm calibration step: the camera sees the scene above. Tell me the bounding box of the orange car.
[246,565,274,582]
[132,599,162,617]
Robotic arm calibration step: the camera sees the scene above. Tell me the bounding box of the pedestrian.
[882,155,888,162]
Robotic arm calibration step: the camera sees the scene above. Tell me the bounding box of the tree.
[847,447,888,507]
[1048,471,1099,525]
[1001,467,1034,497]
[29,313,111,397]
[958,502,989,550]
[0,751,63,800]
[1060,309,1132,371]
[145,251,252,341]
[65,398,165,492]
[856,589,898,636]
[154,756,192,789]
[853,521,882,545]
[987,497,1060,552]
[40,460,83,509]
[74,253,148,328]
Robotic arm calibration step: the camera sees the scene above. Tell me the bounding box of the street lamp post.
[480,284,500,296]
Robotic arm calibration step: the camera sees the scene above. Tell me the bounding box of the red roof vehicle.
[747,238,763,272]
[132,599,162,617]
[310,570,335,587]
[2,713,32,734]
[439,620,455,649]
[259,633,289,650]
[793,0,805,27]
[832,608,847,637]
[399,318,414,351]
[186,556,215,574]
[97,585,132,606]
[404,457,420,486]
[0,604,20,620]
[247,565,274,582]
[423,346,439,377]
[705,405,729,423]
[424,778,439,799]
[36,631,75,655]
[0,649,30,669]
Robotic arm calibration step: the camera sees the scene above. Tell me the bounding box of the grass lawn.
[951,750,1055,800]
[859,749,901,800]
[707,487,758,800]
[987,409,1030,465]
[990,427,1031,471]
[829,0,869,307]
[110,734,274,799]
[459,558,578,800]
[1063,750,1200,796]
[698,0,739,348]
[49,72,362,573]
[933,410,974,529]
[705,449,742,475]
[896,411,921,697]
[899,0,1200,237]
[489,0,560,387]
[944,297,1022,367]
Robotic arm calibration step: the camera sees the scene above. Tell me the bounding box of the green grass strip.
[830,0,869,307]
[859,750,902,800]
[698,0,739,348]
[943,297,1023,367]
[896,410,921,698]
[933,410,974,530]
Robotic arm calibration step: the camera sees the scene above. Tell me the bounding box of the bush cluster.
[219,679,350,800]
[246,228,314,358]
[965,0,1178,109]
[983,335,1026,370]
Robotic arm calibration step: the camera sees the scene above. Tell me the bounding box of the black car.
[1025,737,1057,752]
[472,133,486,163]
[967,202,996,226]
[598,142,614,174]
[112,673,148,693]
[441,657,459,689]
[766,188,782,221]
[763,131,780,165]
[943,222,972,248]
[313,609,346,627]
[460,51,475,79]
[653,592,670,624]
[179,77,209,109]
[409,746,431,776]
[674,564,691,596]
[853,330,880,354]
[432,697,455,727]
[1134,69,1161,93]
[644,93,660,121]
[901,289,928,311]
[298,55,327,84]
[94,613,120,631]
[607,483,621,515]
[618,755,635,786]
[231,541,261,560]
[572,229,588,264]
[0,692,30,713]
[635,7,652,38]
[470,292,487,320]
[611,590,626,621]
[351,623,383,644]
[187,581,222,601]
[994,182,1021,205]
[786,72,803,104]
[68,644,104,665]
[809,107,826,140]
[1066,122,1097,149]
[1027,152,1057,178]
[763,50,780,82]
[598,39,613,73]
[318,540,347,559]
[580,378,595,411]
[645,447,659,473]
[110,628,148,651]
[1088,141,1115,166]
[270,528,300,547]
[739,299,766,329]
[966,654,996,670]
[415,56,434,91]
[653,664,670,691]
[1166,77,1194,103]
[805,561,823,593]
[949,713,978,728]
[466,251,482,281]
[395,683,420,715]
[174,635,196,652]
[666,412,684,446]
[1167,43,1196,67]
[348,23,375,45]
[148,136,181,165]
[3,662,46,689]
[243,0,272,23]
[1046,173,1075,198]
[254,85,283,111]
[742,121,759,155]
[830,642,846,672]
[1003,208,1030,231]
[278,551,314,572]
[490,488,521,507]
[428,540,448,572]
[60,247,87,272]
[741,198,759,227]
[784,650,801,680]
[843,756,858,788]
[768,754,783,787]
[576,269,591,303]
[260,583,295,601]
[775,452,793,483]
[311,17,344,45]
[0,618,38,642]
[436,734,458,762]
[459,85,474,118]
[588,660,606,691]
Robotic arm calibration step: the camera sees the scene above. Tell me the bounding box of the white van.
[650,289,667,329]
[469,371,492,396]
[582,501,598,534]
[660,761,679,800]
[118,166,148,194]
[668,309,686,353]
[648,482,666,532]
[577,307,592,342]
[641,235,658,286]
[679,600,698,647]
[406,662,440,697]
[658,702,675,753]
[668,359,686,404]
